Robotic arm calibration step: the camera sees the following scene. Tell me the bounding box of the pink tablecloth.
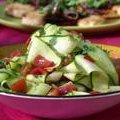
[0,25,120,47]
[0,24,120,120]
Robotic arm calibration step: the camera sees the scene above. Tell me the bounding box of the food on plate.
[112,5,120,16]
[5,2,35,18]
[101,5,120,19]
[22,12,45,26]
[0,24,119,96]
[5,0,120,27]
[77,15,105,26]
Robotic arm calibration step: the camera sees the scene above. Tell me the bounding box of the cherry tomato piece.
[58,82,76,96]
[9,50,22,58]
[30,67,48,75]
[33,55,54,68]
[11,79,27,93]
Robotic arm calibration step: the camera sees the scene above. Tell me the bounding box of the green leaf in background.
[7,0,31,4]
[111,0,120,4]
[51,0,86,10]
[87,0,107,9]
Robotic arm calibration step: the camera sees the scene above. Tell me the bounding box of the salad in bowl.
[0,24,119,96]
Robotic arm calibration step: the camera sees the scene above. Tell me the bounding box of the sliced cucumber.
[27,83,51,95]
[66,91,90,96]
[40,24,69,42]
[46,71,63,83]
[42,23,60,36]
[51,36,79,56]
[64,73,86,81]
[0,72,10,81]
[76,84,88,92]
[8,56,26,71]
[64,73,77,81]
[91,71,109,91]
[85,43,118,85]
[75,55,110,91]
[75,55,103,75]
[109,86,120,92]
[12,56,26,64]
[26,74,46,83]
[34,24,81,56]
[27,37,61,67]
[75,84,87,92]
[76,76,92,89]
[0,69,13,81]
[62,61,80,73]
[8,61,20,71]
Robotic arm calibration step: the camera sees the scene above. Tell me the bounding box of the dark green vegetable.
[87,0,107,8]
[110,0,120,4]
[7,0,52,5]
[85,0,120,9]
[52,0,86,11]
[7,0,31,4]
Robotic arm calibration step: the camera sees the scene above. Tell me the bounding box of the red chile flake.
[84,55,95,63]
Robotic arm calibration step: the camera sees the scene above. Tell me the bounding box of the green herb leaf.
[87,0,107,8]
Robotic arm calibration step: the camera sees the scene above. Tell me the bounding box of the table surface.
[0,0,120,119]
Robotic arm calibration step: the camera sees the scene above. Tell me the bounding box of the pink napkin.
[0,23,120,119]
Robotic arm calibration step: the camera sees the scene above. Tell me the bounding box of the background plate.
[0,3,120,33]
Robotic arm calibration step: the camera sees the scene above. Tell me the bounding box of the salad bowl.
[0,24,120,119]
[0,91,120,119]
[0,43,119,119]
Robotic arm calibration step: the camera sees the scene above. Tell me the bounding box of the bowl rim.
[0,90,120,100]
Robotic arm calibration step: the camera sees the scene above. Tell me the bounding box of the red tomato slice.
[33,55,54,68]
[58,82,76,96]
[11,79,27,93]
[48,82,77,96]
[30,67,48,75]
[9,50,22,58]
[48,88,60,96]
